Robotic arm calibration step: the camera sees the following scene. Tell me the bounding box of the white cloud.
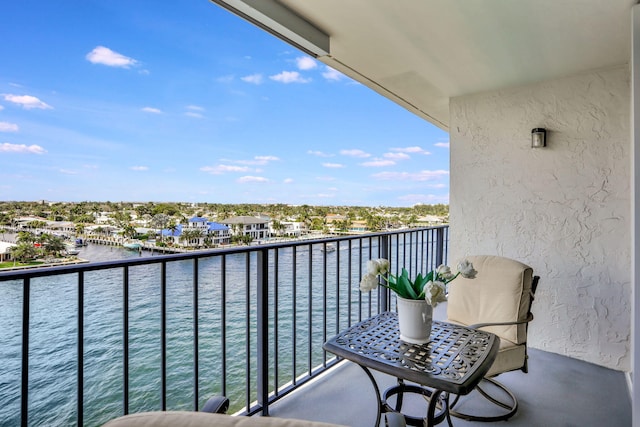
[59,169,78,175]
[0,143,46,154]
[130,166,149,171]
[0,105,4,111]
[141,107,162,114]
[307,150,333,157]
[340,149,370,158]
[269,71,311,84]
[316,176,336,181]
[86,46,138,68]
[434,142,450,148]
[200,165,251,174]
[225,155,279,166]
[237,176,269,183]
[390,146,431,155]
[322,163,345,168]
[185,112,203,118]
[383,152,410,160]
[371,170,449,181]
[322,66,343,81]
[360,159,396,167]
[241,73,264,84]
[255,155,279,162]
[283,178,293,184]
[296,56,317,70]
[0,121,19,132]
[186,105,204,111]
[217,75,235,83]
[3,94,52,110]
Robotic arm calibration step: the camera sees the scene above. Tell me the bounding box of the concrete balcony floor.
[266,348,631,426]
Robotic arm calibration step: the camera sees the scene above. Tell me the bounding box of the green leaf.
[397,268,418,299]
[414,272,428,296]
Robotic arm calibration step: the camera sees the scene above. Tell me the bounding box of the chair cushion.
[446,255,533,345]
[101,412,348,427]
[486,339,526,377]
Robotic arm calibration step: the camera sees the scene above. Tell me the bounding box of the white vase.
[396,296,433,344]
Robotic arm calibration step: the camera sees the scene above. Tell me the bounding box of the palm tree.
[180,229,203,248]
[151,214,170,243]
[17,231,36,244]
[122,224,137,240]
[40,234,66,257]
[9,243,38,265]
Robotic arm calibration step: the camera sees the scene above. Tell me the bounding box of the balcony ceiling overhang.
[211,0,635,130]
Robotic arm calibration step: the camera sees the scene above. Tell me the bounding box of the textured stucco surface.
[449,66,631,371]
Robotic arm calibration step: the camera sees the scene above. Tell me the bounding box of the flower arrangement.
[359,258,477,307]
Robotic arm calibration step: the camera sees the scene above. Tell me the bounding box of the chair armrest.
[385,413,406,427]
[468,313,533,330]
[201,396,230,414]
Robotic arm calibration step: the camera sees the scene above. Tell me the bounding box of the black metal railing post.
[160,262,167,411]
[123,266,130,415]
[77,271,85,426]
[435,227,445,267]
[256,248,269,415]
[21,277,30,427]
[193,258,200,411]
[380,235,390,312]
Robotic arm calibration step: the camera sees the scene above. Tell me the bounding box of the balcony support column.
[632,5,640,426]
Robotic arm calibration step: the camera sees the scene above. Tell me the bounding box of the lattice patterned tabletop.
[323,311,499,395]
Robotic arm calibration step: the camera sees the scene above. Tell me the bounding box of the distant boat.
[65,244,80,255]
[123,241,142,250]
[321,243,337,252]
[75,238,86,247]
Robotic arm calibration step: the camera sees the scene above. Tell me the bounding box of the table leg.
[426,391,452,427]
[358,365,382,427]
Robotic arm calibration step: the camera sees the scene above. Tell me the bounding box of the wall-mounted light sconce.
[531,128,546,148]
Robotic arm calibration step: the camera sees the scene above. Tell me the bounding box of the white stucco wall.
[449,65,631,371]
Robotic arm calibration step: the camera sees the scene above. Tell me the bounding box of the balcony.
[1,226,449,426]
[1,225,630,426]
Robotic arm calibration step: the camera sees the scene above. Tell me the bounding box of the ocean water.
[0,241,385,427]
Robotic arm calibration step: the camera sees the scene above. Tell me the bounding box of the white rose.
[436,264,454,281]
[367,258,389,276]
[359,273,379,292]
[457,259,477,279]
[423,280,447,307]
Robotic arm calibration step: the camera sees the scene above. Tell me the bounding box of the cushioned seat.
[445,255,538,421]
[101,411,349,427]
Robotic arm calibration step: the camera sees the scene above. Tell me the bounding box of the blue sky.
[0,0,450,207]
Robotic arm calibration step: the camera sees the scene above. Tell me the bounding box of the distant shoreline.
[0,256,89,272]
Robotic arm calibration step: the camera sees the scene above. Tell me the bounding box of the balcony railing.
[0,226,449,427]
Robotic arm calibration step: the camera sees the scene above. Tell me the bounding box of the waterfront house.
[161,216,231,247]
[268,220,306,238]
[221,216,270,240]
[0,242,16,262]
[210,0,637,423]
